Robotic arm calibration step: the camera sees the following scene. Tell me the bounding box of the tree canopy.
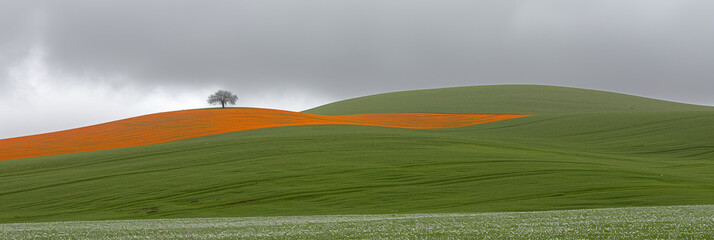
[207,90,238,108]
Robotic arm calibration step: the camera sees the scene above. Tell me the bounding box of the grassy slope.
[1,85,713,223]
[305,85,712,115]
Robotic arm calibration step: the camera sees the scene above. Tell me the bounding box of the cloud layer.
[2,0,714,138]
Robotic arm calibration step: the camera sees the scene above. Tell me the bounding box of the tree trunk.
[221,102,225,108]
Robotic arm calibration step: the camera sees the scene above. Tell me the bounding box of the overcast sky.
[1,0,714,138]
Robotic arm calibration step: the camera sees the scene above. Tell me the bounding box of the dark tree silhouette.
[207,90,238,108]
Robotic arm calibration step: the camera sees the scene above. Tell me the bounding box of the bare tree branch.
[207,90,238,108]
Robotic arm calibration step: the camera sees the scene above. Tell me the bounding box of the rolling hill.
[306,85,712,115]
[0,108,526,161]
[0,85,712,223]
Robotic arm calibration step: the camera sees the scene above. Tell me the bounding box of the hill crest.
[306,85,713,115]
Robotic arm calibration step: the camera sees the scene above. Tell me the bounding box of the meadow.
[1,205,711,239]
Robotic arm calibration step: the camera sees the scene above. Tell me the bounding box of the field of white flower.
[1,205,712,239]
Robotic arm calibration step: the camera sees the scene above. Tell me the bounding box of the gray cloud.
[36,1,529,95]
[2,0,714,137]
[7,0,714,99]
[0,1,35,92]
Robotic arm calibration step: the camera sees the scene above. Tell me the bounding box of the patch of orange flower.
[0,108,530,161]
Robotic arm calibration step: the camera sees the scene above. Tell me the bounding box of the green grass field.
[2,205,712,239]
[1,85,712,226]
[305,85,713,115]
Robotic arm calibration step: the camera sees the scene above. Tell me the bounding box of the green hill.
[306,85,712,115]
[1,85,712,223]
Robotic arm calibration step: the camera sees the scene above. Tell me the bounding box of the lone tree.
[207,90,238,108]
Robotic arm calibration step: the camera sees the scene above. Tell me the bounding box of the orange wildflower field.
[0,108,530,161]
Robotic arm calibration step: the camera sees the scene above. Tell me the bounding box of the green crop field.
[1,85,713,237]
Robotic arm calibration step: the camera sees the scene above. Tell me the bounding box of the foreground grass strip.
[1,205,712,239]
